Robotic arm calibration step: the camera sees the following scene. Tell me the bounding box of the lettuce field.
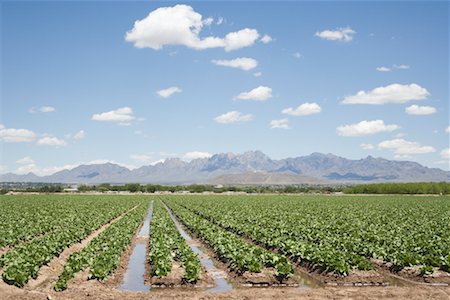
[0,194,449,296]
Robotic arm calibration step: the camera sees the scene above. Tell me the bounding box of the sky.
[0,1,449,176]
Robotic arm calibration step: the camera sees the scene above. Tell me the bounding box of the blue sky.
[0,1,449,175]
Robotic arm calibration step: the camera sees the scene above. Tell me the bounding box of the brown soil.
[372,259,450,286]
[23,205,139,292]
[2,281,450,300]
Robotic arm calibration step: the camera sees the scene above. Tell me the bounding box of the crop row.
[148,200,201,283]
[166,195,450,275]
[54,200,149,291]
[165,200,293,279]
[1,196,139,287]
[0,195,134,249]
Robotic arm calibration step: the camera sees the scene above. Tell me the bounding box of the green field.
[0,194,449,290]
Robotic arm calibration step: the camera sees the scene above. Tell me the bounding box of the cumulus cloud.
[29,106,56,113]
[378,139,435,155]
[441,148,450,159]
[405,105,437,115]
[157,86,182,98]
[446,126,450,133]
[337,120,400,137]
[16,156,35,165]
[341,83,430,105]
[260,34,273,44]
[211,57,258,71]
[377,64,410,72]
[270,119,290,129]
[73,130,86,140]
[37,136,67,147]
[125,5,259,52]
[376,66,391,72]
[0,125,37,143]
[315,27,355,42]
[130,154,154,164]
[360,143,375,150]
[394,64,410,69]
[253,72,262,77]
[183,151,212,161]
[235,86,272,101]
[214,111,253,124]
[92,107,136,123]
[282,102,322,116]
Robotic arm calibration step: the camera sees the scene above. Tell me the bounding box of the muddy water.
[164,204,233,292]
[118,201,153,292]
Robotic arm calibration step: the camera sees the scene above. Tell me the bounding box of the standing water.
[119,201,154,292]
[163,203,233,292]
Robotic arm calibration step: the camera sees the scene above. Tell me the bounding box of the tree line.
[343,182,450,194]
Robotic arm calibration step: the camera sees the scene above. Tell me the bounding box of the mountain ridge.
[1,151,448,184]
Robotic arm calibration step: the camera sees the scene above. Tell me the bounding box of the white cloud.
[378,139,435,155]
[394,154,413,160]
[293,52,302,59]
[376,66,391,72]
[253,72,262,77]
[73,130,86,140]
[235,86,272,101]
[29,106,56,113]
[440,148,450,159]
[260,34,273,43]
[130,154,153,164]
[16,156,35,165]
[0,126,37,143]
[394,64,410,69]
[125,5,259,52]
[360,143,375,150]
[0,165,7,174]
[315,27,355,42]
[203,16,213,26]
[341,83,430,105]
[156,86,182,98]
[337,120,400,137]
[211,57,258,71]
[270,119,290,129]
[214,111,253,124]
[37,136,67,147]
[92,107,135,123]
[446,126,450,133]
[223,28,260,51]
[405,105,437,115]
[216,17,224,25]
[183,151,212,161]
[282,102,322,116]
[40,106,55,113]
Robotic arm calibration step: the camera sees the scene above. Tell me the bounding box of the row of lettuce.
[0,194,297,290]
[164,195,450,276]
[0,195,141,287]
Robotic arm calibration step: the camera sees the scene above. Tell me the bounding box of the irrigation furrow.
[119,200,154,292]
[162,201,233,292]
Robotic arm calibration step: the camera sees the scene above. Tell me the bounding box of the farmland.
[1,194,450,299]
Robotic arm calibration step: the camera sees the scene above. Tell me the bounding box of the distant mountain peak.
[1,151,448,184]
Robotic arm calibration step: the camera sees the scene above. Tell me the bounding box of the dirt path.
[23,204,139,292]
[2,282,450,300]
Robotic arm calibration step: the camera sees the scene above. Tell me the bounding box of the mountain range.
[1,151,448,184]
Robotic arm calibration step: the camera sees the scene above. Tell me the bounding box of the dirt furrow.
[24,204,140,292]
